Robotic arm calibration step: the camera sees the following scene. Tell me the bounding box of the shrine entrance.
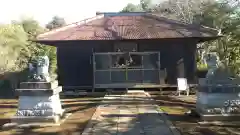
[93,52,162,89]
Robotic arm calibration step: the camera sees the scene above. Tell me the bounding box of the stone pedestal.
[11,81,66,125]
[196,53,240,122]
[196,84,240,121]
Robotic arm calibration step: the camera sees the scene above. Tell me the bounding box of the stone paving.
[82,91,181,135]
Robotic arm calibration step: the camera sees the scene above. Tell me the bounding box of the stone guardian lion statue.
[28,56,50,82]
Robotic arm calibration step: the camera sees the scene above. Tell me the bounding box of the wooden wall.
[137,39,197,84]
[55,39,197,88]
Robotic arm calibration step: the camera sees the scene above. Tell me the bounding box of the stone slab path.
[82,91,181,135]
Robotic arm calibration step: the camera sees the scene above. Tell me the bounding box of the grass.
[2,90,240,135]
[150,91,240,135]
[0,95,103,135]
[160,106,189,115]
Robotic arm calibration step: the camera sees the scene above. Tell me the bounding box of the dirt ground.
[0,95,103,135]
[149,91,240,135]
[2,91,240,135]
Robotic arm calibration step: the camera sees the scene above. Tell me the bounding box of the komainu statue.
[28,56,50,82]
[203,53,220,78]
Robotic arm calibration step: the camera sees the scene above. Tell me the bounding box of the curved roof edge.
[37,14,104,39]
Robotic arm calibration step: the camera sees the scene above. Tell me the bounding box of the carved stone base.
[3,113,72,129]
[19,81,58,89]
[199,114,240,121]
[196,88,240,121]
[12,109,65,124]
[16,108,64,117]
[196,91,240,114]
[6,81,68,127]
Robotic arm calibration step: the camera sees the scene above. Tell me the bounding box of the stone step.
[62,90,87,96]
[11,109,65,123]
[11,115,61,124]
[200,114,240,121]
[20,81,58,89]
[15,109,64,116]
[16,86,62,96]
[3,113,72,129]
[127,90,145,93]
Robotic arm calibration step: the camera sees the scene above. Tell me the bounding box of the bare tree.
[153,0,215,24]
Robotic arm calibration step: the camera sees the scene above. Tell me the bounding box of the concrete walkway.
[82,91,181,135]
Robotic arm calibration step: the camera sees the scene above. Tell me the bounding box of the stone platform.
[3,81,70,129]
[81,90,181,135]
[196,84,240,121]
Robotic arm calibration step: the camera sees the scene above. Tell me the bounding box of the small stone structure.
[28,56,51,82]
[3,56,69,128]
[196,53,240,121]
[11,81,65,124]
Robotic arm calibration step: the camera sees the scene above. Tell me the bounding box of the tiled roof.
[37,13,219,41]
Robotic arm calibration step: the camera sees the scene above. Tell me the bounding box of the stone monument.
[196,53,240,121]
[3,56,69,128]
[204,53,219,78]
[28,56,50,82]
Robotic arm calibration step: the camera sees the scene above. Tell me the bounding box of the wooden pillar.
[177,58,185,78]
[183,44,197,84]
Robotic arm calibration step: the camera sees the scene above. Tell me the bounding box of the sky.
[0,0,161,26]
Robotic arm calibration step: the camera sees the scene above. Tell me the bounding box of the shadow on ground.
[0,95,104,135]
[1,91,240,135]
[150,91,240,135]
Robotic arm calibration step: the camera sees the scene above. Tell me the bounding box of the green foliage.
[13,18,45,39]
[137,0,239,76]
[46,46,57,75]
[0,24,28,74]
[16,19,45,59]
[0,16,61,91]
[140,0,152,11]
[121,3,143,12]
[196,0,240,75]
[0,24,29,90]
[17,18,57,77]
[197,62,208,71]
[153,0,215,23]
[121,0,155,12]
[45,16,66,76]
[44,16,64,77]
[46,16,66,30]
